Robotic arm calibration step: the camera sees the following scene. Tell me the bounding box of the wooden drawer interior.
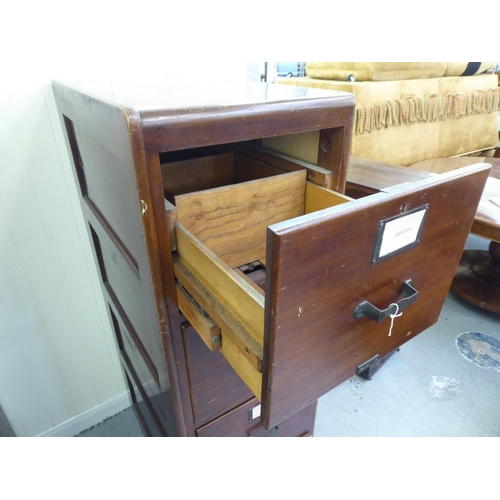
[161,149,286,204]
[160,143,339,199]
[163,150,351,402]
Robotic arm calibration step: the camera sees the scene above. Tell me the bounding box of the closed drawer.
[182,322,253,425]
[196,399,315,437]
[166,148,490,429]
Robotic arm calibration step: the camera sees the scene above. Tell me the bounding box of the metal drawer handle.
[354,280,418,322]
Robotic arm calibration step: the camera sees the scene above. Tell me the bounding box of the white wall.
[0,3,248,436]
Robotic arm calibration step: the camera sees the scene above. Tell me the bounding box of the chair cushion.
[306,62,496,81]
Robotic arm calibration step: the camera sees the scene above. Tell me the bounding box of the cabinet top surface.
[53,78,354,115]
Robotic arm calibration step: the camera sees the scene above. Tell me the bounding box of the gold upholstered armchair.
[273,62,499,166]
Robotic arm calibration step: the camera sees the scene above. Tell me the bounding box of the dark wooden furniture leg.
[356,350,400,381]
[452,241,500,314]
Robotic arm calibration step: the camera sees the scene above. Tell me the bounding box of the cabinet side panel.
[53,84,181,434]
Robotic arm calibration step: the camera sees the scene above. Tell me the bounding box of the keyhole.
[401,203,408,213]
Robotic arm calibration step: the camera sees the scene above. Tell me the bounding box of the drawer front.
[262,164,489,428]
[196,399,315,437]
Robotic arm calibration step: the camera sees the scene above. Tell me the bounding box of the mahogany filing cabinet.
[52,78,489,437]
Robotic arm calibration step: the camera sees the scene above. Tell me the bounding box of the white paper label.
[378,208,427,258]
[250,404,261,421]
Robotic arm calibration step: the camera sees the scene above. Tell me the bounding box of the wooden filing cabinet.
[52,79,489,436]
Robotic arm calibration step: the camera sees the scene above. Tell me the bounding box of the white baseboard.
[37,392,131,437]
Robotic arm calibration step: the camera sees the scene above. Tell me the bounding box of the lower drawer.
[196,399,316,437]
[182,322,253,425]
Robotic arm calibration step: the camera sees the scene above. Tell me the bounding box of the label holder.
[371,204,429,264]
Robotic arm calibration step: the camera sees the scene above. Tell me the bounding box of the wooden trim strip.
[219,330,262,401]
[235,143,333,187]
[174,222,265,345]
[105,283,160,388]
[176,284,221,351]
[305,182,352,214]
[173,256,263,369]
[84,195,140,279]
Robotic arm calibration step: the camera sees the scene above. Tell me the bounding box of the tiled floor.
[77,236,499,438]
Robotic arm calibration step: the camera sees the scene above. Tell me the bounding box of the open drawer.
[166,151,490,429]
